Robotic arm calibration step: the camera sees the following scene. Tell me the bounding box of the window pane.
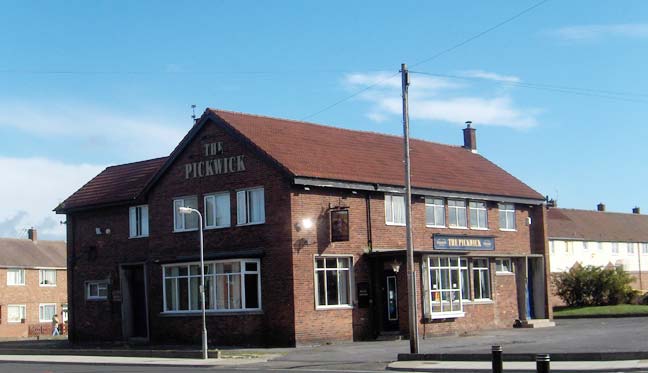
[185,197,198,229]
[178,277,189,310]
[385,195,393,223]
[316,258,325,269]
[189,277,200,310]
[245,262,258,272]
[326,270,339,305]
[215,275,227,309]
[250,189,265,223]
[174,200,184,230]
[164,279,176,311]
[229,274,242,309]
[481,272,491,298]
[326,258,337,268]
[205,196,215,227]
[338,270,349,305]
[317,271,326,306]
[245,273,259,309]
[461,268,470,300]
[393,195,405,224]
[215,193,230,227]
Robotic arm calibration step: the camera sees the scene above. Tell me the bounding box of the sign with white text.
[433,234,495,251]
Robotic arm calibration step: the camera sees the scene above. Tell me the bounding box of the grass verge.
[554,304,648,318]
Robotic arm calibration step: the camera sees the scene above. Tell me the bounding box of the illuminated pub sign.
[433,234,495,251]
[184,141,246,179]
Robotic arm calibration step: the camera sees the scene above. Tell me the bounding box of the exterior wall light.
[391,259,402,273]
[301,218,314,230]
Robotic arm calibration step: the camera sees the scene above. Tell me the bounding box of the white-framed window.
[459,258,470,301]
[643,243,648,255]
[448,200,467,228]
[236,187,265,225]
[163,259,261,312]
[39,269,57,286]
[385,194,405,226]
[469,201,488,229]
[495,258,513,273]
[61,304,68,322]
[129,205,149,238]
[314,256,352,308]
[628,243,635,255]
[550,240,555,254]
[498,203,516,230]
[425,256,465,318]
[204,192,231,229]
[39,304,56,322]
[583,241,589,251]
[473,259,491,300]
[425,197,446,228]
[611,242,619,255]
[7,305,26,323]
[173,196,199,232]
[7,268,25,286]
[86,281,109,300]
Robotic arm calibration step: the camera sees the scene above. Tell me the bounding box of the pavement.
[0,317,646,371]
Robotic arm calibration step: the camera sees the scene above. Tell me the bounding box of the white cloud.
[549,23,648,41]
[345,71,538,129]
[0,157,105,240]
[0,101,186,160]
[460,70,521,83]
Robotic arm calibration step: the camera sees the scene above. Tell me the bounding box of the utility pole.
[401,63,419,354]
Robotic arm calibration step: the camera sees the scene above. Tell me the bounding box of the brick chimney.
[463,121,477,153]
[597,203,606,212]
[27,227,37,242]
[633,207,640,214]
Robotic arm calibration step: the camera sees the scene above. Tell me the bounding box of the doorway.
[120,264,149,341]
[382,270,399,331]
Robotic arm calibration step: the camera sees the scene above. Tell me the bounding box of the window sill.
[426,311,465,320]
[472,299,494,304]
[204,225,231,231]
[496,271,514,276]
[86,297,108,301]
[448,226,468,230]
[7,284,25,287]
[470,227,489,231]
[315,305,354,311]
[173,229,199,233]
[129,235,149,239]
[385,222,406,227]
[499,228,517,232]
[426,225,447,229]
[160,310,264,317]
[39,284,57,287]
[236,221,265,227]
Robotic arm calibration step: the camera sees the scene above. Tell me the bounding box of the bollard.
[536,353,550,373]
[491,345,503,373]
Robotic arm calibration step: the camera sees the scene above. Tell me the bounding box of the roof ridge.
[105,156,168,169]
[552,207,645,217]
[208,108,465,150]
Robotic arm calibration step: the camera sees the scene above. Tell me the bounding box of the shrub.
[553,264,635,307]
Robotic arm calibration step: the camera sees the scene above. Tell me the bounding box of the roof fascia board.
[55,198,139,214]
[548,237,648,243]
[293,177,544,205]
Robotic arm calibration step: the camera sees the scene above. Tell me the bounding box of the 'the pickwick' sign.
[433,234,495,251]
[184,141,246,179]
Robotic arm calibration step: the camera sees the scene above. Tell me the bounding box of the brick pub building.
[56,109,552,346]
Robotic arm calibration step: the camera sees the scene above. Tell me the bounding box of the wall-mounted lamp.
[95,227,102,235]
[525,217,532,226]
[391,259,402,273]
[296,218,314,231]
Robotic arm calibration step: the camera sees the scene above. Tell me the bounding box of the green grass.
[554,304,648,317]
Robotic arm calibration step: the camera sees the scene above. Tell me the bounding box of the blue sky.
[1,0,647,240]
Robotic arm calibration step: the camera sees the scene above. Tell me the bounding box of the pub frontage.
[56,108,552,347]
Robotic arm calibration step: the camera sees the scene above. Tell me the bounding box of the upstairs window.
[611,242,619,255]
[236,188,265,225]
[425,197,446,227]
[129,205,149,238]
[7,268,25,286]
[204,192,231,229]
[39,269,57,286]
[469,201,488,229]
[385,194,405,226]
[173,196,198,232]
[448,200,467,228]
[628,243,635,255]
[643,243,648,255]
[498,203,516,230]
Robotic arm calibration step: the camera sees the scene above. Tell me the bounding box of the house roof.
[56,108,543,212]
[0,238,66,268]
[547,208,648,242]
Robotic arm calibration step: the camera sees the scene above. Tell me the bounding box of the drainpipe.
[365,192,373,250]
[67,214,76,343]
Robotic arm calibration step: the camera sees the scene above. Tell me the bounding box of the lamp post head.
[178,206,195,215]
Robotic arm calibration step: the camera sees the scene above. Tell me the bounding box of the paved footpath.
[388,360,648,372]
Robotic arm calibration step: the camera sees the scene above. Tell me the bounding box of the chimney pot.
[463,122,477,153]
[633,207,640,214]
[27,227,37,242]
[597,203,606,212]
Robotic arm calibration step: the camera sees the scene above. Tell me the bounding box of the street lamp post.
[178,206,208,360]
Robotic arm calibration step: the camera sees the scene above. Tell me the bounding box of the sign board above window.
[433,234,495,251]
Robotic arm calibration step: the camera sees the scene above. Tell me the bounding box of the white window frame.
[384,194,406,226]
[314,255,354,310]
[39,269,57,287]
[173,196,199,232]
[7,268,25,286]
[424,256,466,319]
[611,242,619,256]
[129,205,149,238]
[162,258,262,314]
[236,187,265,226]
[495,258,513,274]
[204,192,231,229]
[627,243,635,255]
[472,258,491,301]
[469,201,488,230]
[7,304,26,323]
[86,281,109,300]
[498,203,516,231]
[448,200,468,229]
[642,243,648,255]
[425,197,446,228]
[39,303,56,323]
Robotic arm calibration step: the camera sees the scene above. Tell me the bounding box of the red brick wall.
[0,268,67,338]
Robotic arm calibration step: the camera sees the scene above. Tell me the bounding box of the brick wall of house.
[0,268,67,338]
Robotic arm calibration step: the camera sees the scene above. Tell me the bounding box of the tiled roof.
[547,208,648,242]
[211,109,543,200]
[56,157,167,212]
[57,109,544,212]
[0,238,66,268]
